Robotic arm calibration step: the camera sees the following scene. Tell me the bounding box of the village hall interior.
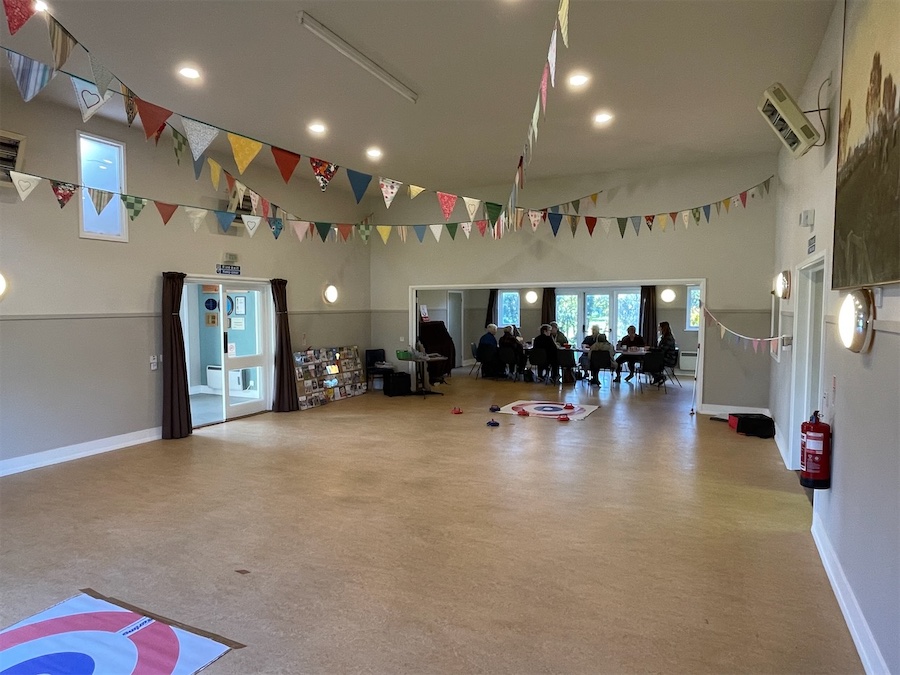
[0,1,897,674]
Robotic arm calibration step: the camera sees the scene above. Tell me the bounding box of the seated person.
[549,321,570,348]
[579,324,602,373]
[498,325,526,378]
[647,321,678,386]
[532,323,560,383]
[477,323,504,378]
[614,325,645,382]
[588,332,616,384]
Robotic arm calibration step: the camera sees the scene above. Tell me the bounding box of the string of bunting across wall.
[703,304,786,355]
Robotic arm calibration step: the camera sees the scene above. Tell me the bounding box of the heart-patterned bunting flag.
[271,146,301,184]
[155,201,179,225]
[48,16,77,70]
[135,97,173,140]
[682,211,690,228]
[71,77,113,122]
[241,215,262,238]
[463,197,481,221]
[9,171,41,201]
[88,188,113,215]
[51,181,76,208]
[121,194,148,221]
[89,54,114,97]
[309,158,338,191]
[380,178,401,208]
[184,207,208,232]
[429,224,443,242]
[408,185,426,199]
[3,0,35,34]
[461,222,472,239]
[227,133,263,175]
[436,192,457,221]
[7,51,56,102]
[181,118,219,161]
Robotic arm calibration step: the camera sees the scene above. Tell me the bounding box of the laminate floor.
[0,370,862,674]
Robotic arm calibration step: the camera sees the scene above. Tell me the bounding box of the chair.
[579,350,615,389]
[476,343,503,379]
[365,349,395,390]
[498,346,519,381]
[469,342,481,377]
[527,347,548,382]
[638,350,667,393]
[557,348,577,384]
[666,347,683,387]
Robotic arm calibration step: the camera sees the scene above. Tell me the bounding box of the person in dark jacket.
[532,323,559,384]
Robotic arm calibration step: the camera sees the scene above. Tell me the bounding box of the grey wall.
[700,310,771,407]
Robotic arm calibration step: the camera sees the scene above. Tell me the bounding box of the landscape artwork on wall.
[833,0,900,289]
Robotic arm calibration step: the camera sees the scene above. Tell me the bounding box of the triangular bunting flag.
[591,193,599,205]
[412,225,427,243]
[184,207,208,232]
[376,225,392,244]
[357,223,373,243]
[548,212,563,236]
[584,216,597,236]
[569,215,578,237]
[531,97,540,141]
[558,0,570,47]
[9,171,41,201]
[7,51,56,102]
[152,122,166,146]
[121,85,137,126]
[702,204,711,222]
[630,215,641,235]
[270,146,301,183]
[715,201,722,216]
[121,194,148,221]
[723,197,731,213]
[644,214,655,231]
[515,207,525,230]
[752,339,760,354]
[571,199,580,214]
[547,28,557,87]
[740,191,748,207]
[408,185,426,199]
[485,202,503,226]
[617,217,628,238]
[89,53,114,97]
[658,213,668,232]
[463,197,481,221]
[476,220,488,237]
[528,210,542,231]
[337,224,353,242]
[51,181,76,208]
[289,220,309,242]
[600,217,613,237]
[155,201,179,225]
[260,197,270,219]
[436,192,458,221]
[88,188,113,215]
[669,211,678,225]
[241,214,262,238]
[248,191,260,215]
[70,77,114,122]
[232,180,247,207]
[269,217,284,240]
[208,159,222,190]
[540,63,549,115]
[172,128,188,165]
[691,207,701,225]
[181,118,219,161]
[224,171,235,194]
[309,158,338,191]
[192,153,204,181]
[47,16,77,70]
[397,226,408,243]
[720,324,727,340]
[446,223,458,240]
[461,222,472,239]
[3,0,35,35]
[763,178,771,194]
[315,222,332,242]
[346,169,373,204]
[227,133,262,175]
[380,178,401,208]
[682,211,690,228]
[429,224,443,242]
[135,97,173,140]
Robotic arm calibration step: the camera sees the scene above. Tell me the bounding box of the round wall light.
[525,290,538,304]
[323,284,338,304]
[0,272,8,301]
[660,288,676,303]
[838,289,874,353]
[775,270,791,299]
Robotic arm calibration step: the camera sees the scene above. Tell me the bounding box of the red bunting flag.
[3,0,35,35]
[740,191,748,207]
[584,216,597,236]
[224,171,235,193]
[436,192,458,221]
[476,220,488,237]
[337,224,354,241]
[134,97,173,140]
[271,146,301,183]
[154,201,179,225]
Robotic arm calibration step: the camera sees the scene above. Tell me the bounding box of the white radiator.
[679,351,697,372]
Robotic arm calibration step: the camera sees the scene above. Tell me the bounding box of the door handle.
[223,332,228,353]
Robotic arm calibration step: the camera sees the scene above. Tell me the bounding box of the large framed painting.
[833,0,900,290]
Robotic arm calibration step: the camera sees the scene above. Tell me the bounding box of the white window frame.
[686,285,701,331]
[498,290,521,328]
[77,131,128,242]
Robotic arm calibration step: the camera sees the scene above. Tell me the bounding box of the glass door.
[221,282,270,419]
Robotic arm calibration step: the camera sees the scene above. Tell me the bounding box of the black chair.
[638,350,667,393]
[557,348,577,384]
[476,343,504,379]
[365,349,395,390]
[666,347,683,387]
[579,350,615,388]
[498,346,519,381]
[527,347,549,382]
[469,342,481,377]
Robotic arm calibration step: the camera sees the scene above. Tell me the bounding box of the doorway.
[448,292,464,367]
[181,278,274,427]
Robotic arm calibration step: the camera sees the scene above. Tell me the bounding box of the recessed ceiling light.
[366,147,383,160]
[34,1,48,11]
[178,67,200,80]
[568,72,590,88]
[593,112,614,126]
[308,122,327,135]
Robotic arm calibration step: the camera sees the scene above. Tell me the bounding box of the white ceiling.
[1,0,834,194]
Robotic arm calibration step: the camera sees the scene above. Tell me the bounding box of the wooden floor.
[0,370,862,674]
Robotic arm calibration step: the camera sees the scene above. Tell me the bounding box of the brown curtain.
[484,289,497,328]
[161,272,192,439]
[271,278,299,412]
[639,285,657,345]
[540,288,556,324]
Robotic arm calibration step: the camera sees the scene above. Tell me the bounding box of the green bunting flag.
[446,223,458,240]
[617,218,627,238]
[121,194,148,221]
[315,222,332,242]
[485,202,503,227]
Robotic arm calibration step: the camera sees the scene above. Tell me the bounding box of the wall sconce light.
[0,272,7,301]
[323,284,339,304]
[775,270,791,299]
[525,290,538,304]
[660,288,676,303]
[838,289,874,353]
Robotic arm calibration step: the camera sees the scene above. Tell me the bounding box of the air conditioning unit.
[758,83,820,158]
[0,130,26,189]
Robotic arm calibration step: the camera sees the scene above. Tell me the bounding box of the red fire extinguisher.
[800,411,831,489]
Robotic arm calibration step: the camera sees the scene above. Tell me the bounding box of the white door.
[221,281,271,419]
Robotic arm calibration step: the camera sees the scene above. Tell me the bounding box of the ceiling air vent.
[0,130,26,189]
[757,83,820,158]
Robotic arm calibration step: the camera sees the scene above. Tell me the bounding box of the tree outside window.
[687,286,701,330]
[555,294,578,341]
[499,291,520,328]
[616,292,640,339]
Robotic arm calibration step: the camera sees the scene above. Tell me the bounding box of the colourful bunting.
[682,211,690,228]
[584,216,597,236]
[155,201,179,225]
[289,220,309,241]
[7,51,56,102]
[462,197,481,221]
[723,197,731,213]
[315,222,332,242]
[3,0,35,35]
[71,77,113,122]
[528,210,542,231]
[51,181,76,208]
[485,202,502,226]
[214,211,235,232]
[248,191,260,215]
[644,215,655,231]
[224,171,235,194]
[8,171,40,201]
[461,222,472,239]
[152,123,166,146]
[121,194,148,221]
[548,212,562,236]
[412,225,427,243]
[376,225,391,244]
[346,169,372,204]
[271,146,301,183]
[184,207,208,232]
[476,220,488,237]
[47,16,76,70]
[408,185,426,199]
[630,216,641,235]
[121,85,137,126]
[763,178,771,194]
[702,204,711,222]
[658,213,668,232]
[558,0,570,47]
[669,211,678,225]
[192,153,204,181]
[569,215,577,237]
[617,218,627,238]
[715,201,722,216]
[260,197,270,219]
[380,178,401,208]
[357,223,372,243]
[135,97,173,140]
[600,217,612,237]
[208,159,222,190]
[309,158,338,191]
[436,192,457,221]
[172,128,188,165]
[88,188,113,215]
[269,217,284,240]
[540,63,549,115]
[337,224,353,242]
[547,28,557,87]
[227,133,262,174]
[241,214,261,238]
[182,118,219,161]
[691,207,702,225]
[740,191,748,207]
[591,193,599,205]
[446,223,458,240]
[429,224,443,242]
[89,54,114,97]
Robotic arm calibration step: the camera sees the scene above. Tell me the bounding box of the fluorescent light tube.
[299,12,418,104]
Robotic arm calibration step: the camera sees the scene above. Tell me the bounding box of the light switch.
[150,355,158,371]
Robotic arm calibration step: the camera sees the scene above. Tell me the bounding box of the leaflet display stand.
[294,346,366,410]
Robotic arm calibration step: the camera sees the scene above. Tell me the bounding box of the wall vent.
[0,130,26,189]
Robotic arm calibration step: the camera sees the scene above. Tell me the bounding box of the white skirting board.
[0,428,162,477]
[811,514,889,675]
[696,404,771,417]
